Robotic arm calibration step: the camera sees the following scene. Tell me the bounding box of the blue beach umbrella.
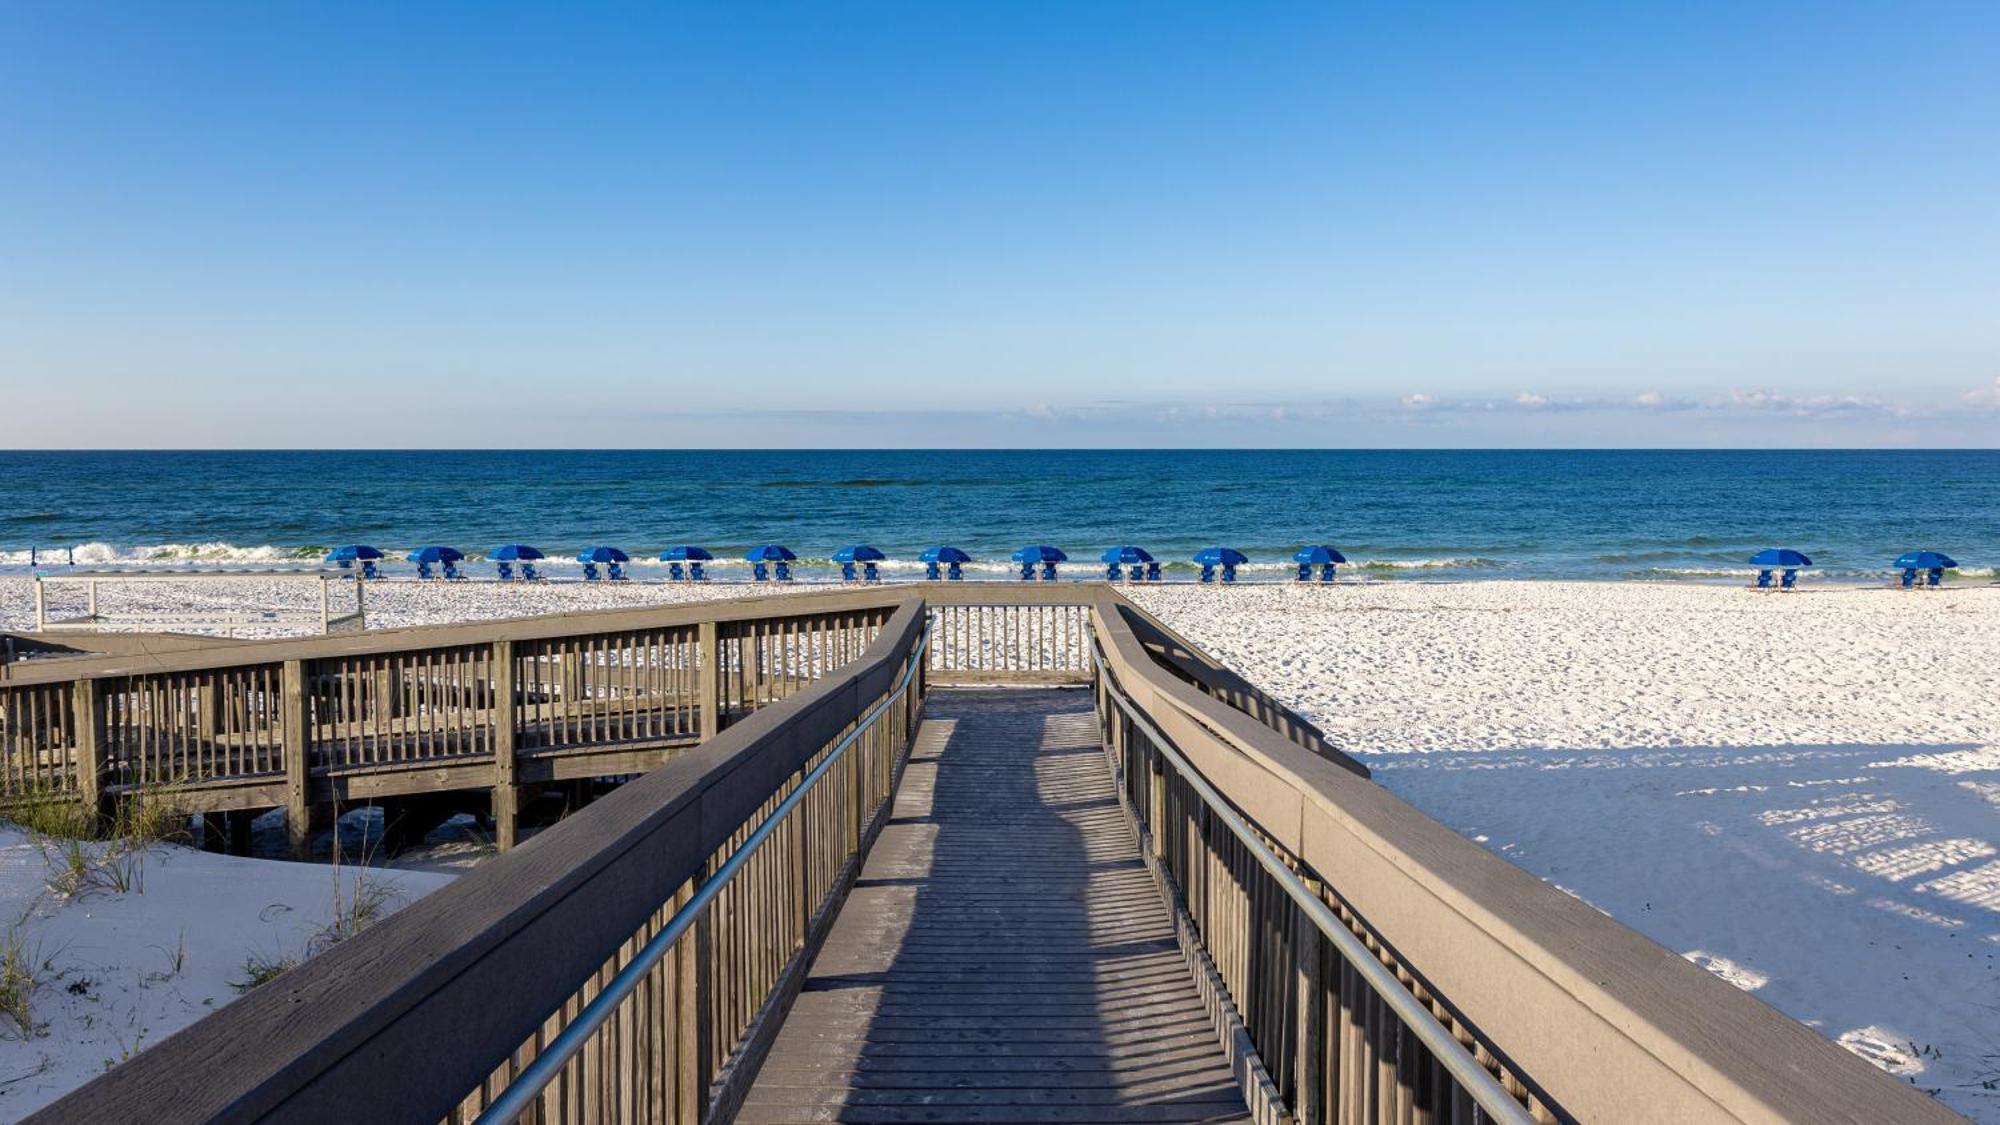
[325,544,385,564]
[577,546,630,563]
[919,546,972,580]
[1747,548,1812,568]
[407,545,463,564]
[1293,545,1348,566]
[658,545,713,562]
[1013,544,1067,581]
[1193,547,1249,568]
[1099,546,1154,564]
[745,545,797,562]
[833,545,887,563]
[487,544,545,562]
[1894,550,1957,570]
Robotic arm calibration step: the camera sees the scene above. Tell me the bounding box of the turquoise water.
[0,450,1994,582]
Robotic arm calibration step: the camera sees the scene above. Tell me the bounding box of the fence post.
[698,620,720,740]
[1145,713,1167,861]
[740,627,764,712]
[675,875,715,1121]
[491,639,518,850]
[1295,876,1328,1124]
[72,679,108,823]
[282,659,312,859]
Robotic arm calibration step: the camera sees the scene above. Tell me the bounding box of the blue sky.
[2,2,1996,447]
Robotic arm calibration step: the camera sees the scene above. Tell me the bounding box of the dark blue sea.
[0,450,1993,582]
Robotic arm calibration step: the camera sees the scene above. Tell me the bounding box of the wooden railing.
[921,582,1096,684]
[33,598,930,1125]
[1089,594,1956,1124]
[21,584,1954,1125]
[0,589,904,852]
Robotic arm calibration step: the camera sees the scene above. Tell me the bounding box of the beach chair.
[863,561,880,583]
[1106,562,1123,582]
[1198,564,1216,584]
[522,562,541,581]
[1753,569,1772,590]
[1927,567,1944,588]
[689,561,707,582]
[1899,567,1916,589]
[1018,562,1035,581]
[752,561,769,582]
[925,561,942,580]
[1295,562,1312,582]
[667,562,686,582]
[609,562,627,581]
[1221,564,1238,584]
[1040,562,1057,581]
[775,561,794,582]
[1145,561,1160,582]
[1780,568,1798,591]
[361,561,380,581]
[415,560,435,580]
[581,562,601,582]
[1319,563,1337,583]
[840,561,858,583]
[947,562,964,581]
[443,560,462,580]
[497,561,515,582]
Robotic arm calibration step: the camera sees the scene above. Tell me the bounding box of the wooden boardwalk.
[740,688,1251,1124]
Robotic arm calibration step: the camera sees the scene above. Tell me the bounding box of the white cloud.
[1726,388,1905,417]
[1516,392,1550,408]
[1401,393,1438,410]
[1964,378,2000,409]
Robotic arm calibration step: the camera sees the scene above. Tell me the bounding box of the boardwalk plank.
[742,688,1249,1124]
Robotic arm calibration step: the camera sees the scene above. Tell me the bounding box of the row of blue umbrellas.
[325,542,1964,584]
[1747,548,1961,591]
[322,541,1349,583]
[1745,548,1958,570]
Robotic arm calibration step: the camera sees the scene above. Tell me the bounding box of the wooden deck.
[740,688,1251,1124]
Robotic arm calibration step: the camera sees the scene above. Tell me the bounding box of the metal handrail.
[475,623,932,1125]
[1092,643,1536,1125]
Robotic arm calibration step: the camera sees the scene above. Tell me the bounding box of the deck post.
[372,664,398,722]
[675,879,715,1120]
[196,677,219,743]
[72,678,108,824]
[1295,875,1327,1125]
[740,627,763,712]
[491,639,518,850]
[282,658,312,859]
[319,577,331,634]
[34,578,46,632]
[1145,713,1166,860]
[698,620,720,739]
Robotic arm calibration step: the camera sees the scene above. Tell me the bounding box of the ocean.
[0,449,1993,582]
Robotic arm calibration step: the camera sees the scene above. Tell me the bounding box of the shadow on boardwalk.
[739,687,1249,1123]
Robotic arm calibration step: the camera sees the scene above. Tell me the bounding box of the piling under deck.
[739,687,1252,1124]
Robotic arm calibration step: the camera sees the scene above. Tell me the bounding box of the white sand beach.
[0,828,452,1117]
[2,577,1996,1117]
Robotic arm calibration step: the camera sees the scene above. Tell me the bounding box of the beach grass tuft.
[0,927,44,1040]
[229,950,297,995]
